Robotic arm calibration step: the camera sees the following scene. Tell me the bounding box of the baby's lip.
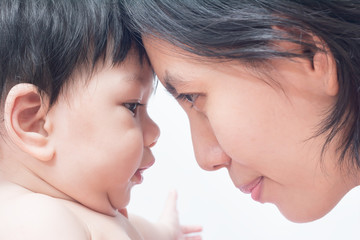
[148,141,157,148]
[131,159,154,185]
[139,157,155,171]
[130,150,155,184]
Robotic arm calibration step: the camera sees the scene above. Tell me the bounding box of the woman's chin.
[277,204,333,223]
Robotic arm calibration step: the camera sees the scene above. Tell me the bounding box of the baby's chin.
[110,191,132,215]
[83,192,132,217]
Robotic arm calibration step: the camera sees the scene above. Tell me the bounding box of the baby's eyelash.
[123,102,144,115]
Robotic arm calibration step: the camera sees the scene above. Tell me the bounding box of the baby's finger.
[162,190,178,214]
[181,225,203,234]
[119,208,128,218]
[185,235,202,240]
[165,190,178,210]
[158,190,179,223]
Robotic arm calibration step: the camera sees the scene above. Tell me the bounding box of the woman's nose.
[190,114,231,171]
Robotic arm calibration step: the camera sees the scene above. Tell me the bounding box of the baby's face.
[45,50,159,215]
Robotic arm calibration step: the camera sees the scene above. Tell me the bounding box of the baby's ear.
[4,83,54,161]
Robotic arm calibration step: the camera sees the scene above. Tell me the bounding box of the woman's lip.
[238,176,264,201]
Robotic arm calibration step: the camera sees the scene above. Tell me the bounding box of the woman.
[124,0,360,223]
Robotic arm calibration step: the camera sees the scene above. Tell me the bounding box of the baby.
[0,0,201,239]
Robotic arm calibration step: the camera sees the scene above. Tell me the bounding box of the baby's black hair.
[0,0,143,106]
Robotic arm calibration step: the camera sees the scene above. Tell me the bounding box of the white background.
[128,83,360,240]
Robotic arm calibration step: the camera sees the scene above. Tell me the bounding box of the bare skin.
[143,36,360,223]
[0,49,202,240]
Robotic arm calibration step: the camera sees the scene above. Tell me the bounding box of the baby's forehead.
[65,51,154,91]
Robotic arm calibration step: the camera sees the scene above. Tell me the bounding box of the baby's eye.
[123,102,143,115]
[176,93,199,108]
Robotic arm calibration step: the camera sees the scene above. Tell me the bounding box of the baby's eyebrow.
[122,71,155,87]
[123,73,142,83]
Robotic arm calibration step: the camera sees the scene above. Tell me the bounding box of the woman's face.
[143,37,358,222]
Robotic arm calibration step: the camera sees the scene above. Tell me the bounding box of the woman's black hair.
[124,0,360,169]
[0,0,143,106]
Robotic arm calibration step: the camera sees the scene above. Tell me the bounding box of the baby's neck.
[0,154,73,202]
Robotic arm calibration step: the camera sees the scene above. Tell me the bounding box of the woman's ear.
[272,26,338,97]
[312,41,338,97]
[4,83,54,161]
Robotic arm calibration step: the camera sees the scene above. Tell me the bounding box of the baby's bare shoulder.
[0,184,142,240]
[60,200,143,240]
[0,192,90,240]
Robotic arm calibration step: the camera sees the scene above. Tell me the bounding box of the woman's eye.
[176,93,199,108]
[123,102,143,115]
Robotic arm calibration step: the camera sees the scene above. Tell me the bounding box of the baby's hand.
[158,191,202,240]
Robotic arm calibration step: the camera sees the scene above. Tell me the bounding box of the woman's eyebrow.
[163,71,188,97]
[163,72,178,96]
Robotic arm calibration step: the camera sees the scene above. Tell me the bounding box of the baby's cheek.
[116,130,144,172]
